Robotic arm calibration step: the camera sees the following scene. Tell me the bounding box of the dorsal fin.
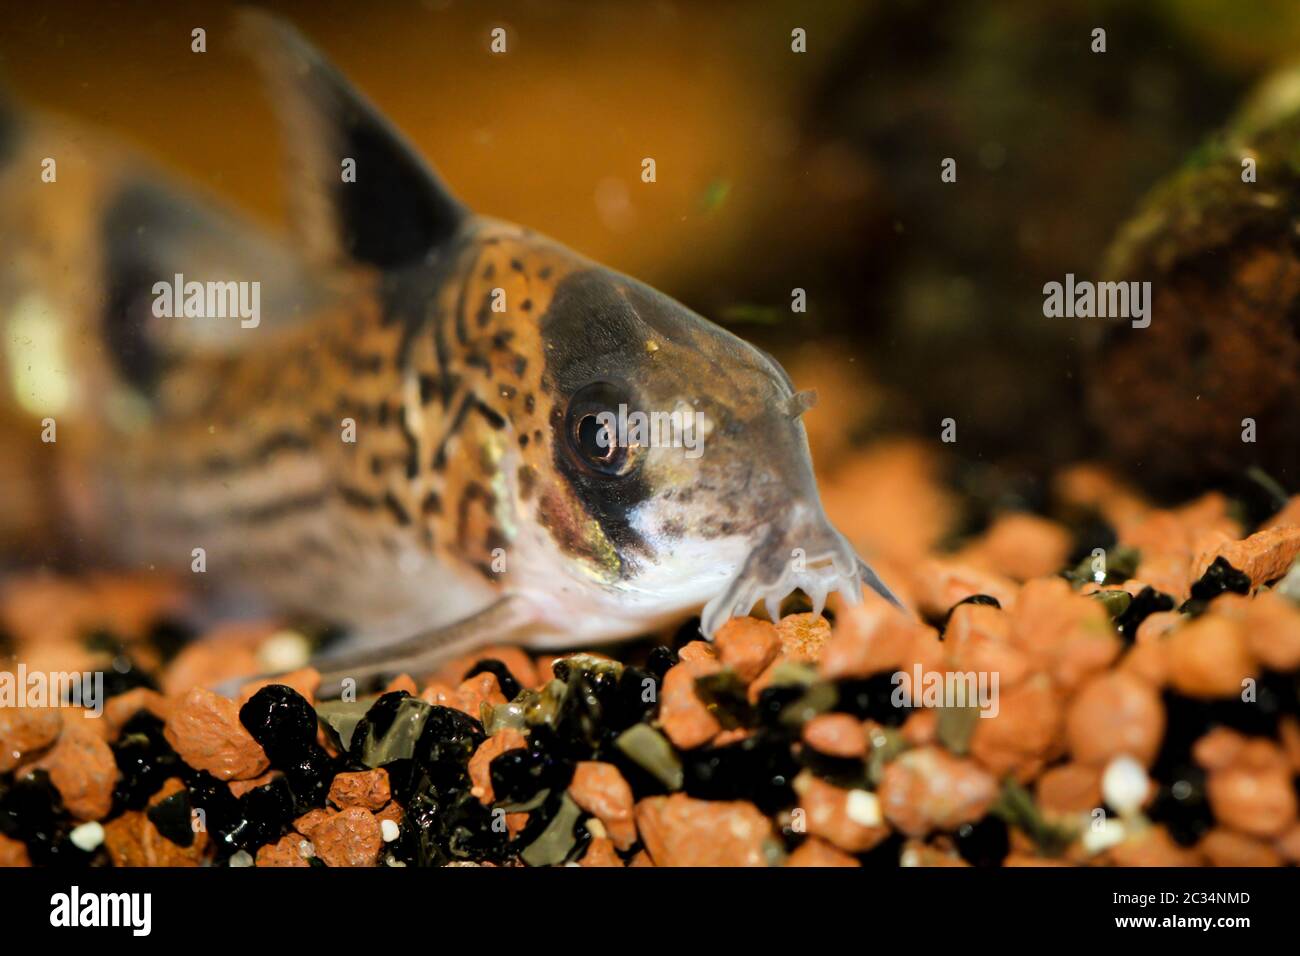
[237,11,467,271]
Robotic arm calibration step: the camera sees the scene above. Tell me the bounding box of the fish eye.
[564,381,636,477]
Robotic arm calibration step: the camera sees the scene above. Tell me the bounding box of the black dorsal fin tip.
[235,9,467,271]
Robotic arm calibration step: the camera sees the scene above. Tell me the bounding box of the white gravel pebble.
[69,821,105,852]
[256,630,312,673]
[1101,755,1150,815]
[846,789,882,827]
[229,850,255,867]
[381,818,400,842]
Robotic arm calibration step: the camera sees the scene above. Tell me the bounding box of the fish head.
[527,264,900,639]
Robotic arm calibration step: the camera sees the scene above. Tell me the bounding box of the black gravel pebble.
[1180,556,1252,614]
[645,645,679,682]
[954,815,1009,867]
[145,788,195,847]
[680,731,800,814]
[110,713,183,812]
[1115,585,1176,642]
[0,771,91,867]
[239,684,320,765]
[834,673,913,726]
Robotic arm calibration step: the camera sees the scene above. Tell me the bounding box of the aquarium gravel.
[3,456,1300,867]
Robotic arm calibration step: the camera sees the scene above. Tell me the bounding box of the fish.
[0,13,900,692]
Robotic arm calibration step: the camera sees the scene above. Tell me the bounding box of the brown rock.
[786,837,861,867]
[635,793,774,866]
[569,761,637,851]
[878,747,998,837]
[384,674,419,696]
[0,705,62,773]
[658,658,722,750]
[164,686,269,781]
[36,717,119,820]
[802,713,867,758]
[776,613,831,662]
[329,768,392,812]
[311,806,383,867]
[468,728,528,805]
[1065,672,1164,767]
[1165,615,1256,699]
[714,618,780,683]
[969,674,1063,781]
[256,833,312,867]
[793,771,890,853]
[578,836,623,867]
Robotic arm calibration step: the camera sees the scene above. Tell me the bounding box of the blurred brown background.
[4,0,1300,503]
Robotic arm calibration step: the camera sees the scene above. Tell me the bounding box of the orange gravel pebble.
[963,512,1072,582]
[328,768,392,812]
[1165,615,1256,699]
[578,836,623,867]
[969,674,1063,781]
[1194,525,1300,588]
[0,705,61,773]
[468,728,528,805]
[1036,763,1102,816]
[820,600,936,680]
[793,771,890,853]
[164,686,269,781]
[786,837,861,867]
[568,761,637,850]
[635,793,774,866]
[1206,755,1297,838]
[35,717,120,820]
[776,613,831,662]
[1199,829,1283,867]
[311,806,384,867]
[801,713,868,758]
[0,832,31,867]
[256,833,312,867]
[1010,578,1120,691]
[1065,672,1164,767]
[878,747,998,837]
[455,672,508,721]
[658,658,723,749]
[104,688,171,738]
[714,617,780,683]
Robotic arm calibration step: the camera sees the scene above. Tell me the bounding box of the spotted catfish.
[0,14,900,691]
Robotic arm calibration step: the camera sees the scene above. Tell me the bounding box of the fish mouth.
[699,504,903,638]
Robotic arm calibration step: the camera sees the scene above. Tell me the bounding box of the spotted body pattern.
[0,14,899,682]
